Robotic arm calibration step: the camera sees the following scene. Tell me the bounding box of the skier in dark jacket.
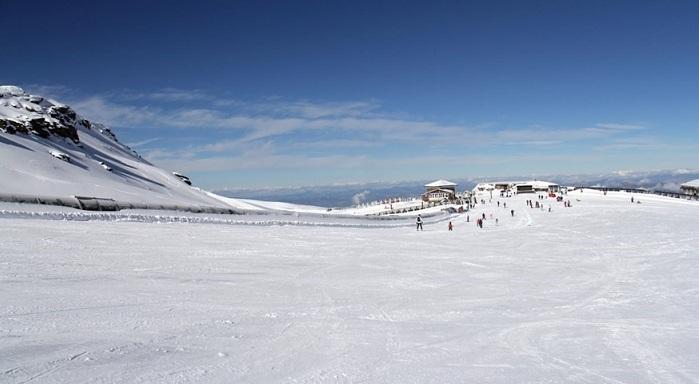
[416,215,423,231]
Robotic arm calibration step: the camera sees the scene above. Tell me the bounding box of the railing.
[0,193,239,214]
[369,199,468,216]
[579,187,699,201]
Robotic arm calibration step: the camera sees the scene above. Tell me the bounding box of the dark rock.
[29,118,51,138]
[49,105,77,122]
[4,119,28,134]
[26,117,80,142]
[100,127,118,142]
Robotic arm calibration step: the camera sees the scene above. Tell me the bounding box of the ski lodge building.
[680,179,699,196]
[472,180,560,194]
[514,180,560,194]
[422,179,458,202]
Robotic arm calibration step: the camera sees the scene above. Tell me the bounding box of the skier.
[448,221,453,231]
[416,215,423,231]
[510,209,514,217]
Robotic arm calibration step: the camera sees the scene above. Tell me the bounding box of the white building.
[472,182,495,192]
[472,180,559,194]
[422,180,458,202]
[514,180,560,194]
[680,179,699,196]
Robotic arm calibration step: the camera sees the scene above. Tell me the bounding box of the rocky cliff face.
[0,86,91,143]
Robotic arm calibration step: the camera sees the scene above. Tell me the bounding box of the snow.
[525,180,559,188]
[2,85,698,381]
[1,189,698,383]
[1,86,234,209]
[681,179,699,188]
[425,179,457,187]
[0,86,26,97]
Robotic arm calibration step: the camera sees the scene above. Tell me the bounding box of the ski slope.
[1,189,697,383]
[0,86,237,209]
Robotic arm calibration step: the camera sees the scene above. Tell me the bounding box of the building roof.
[681,179,699,188]
[520,180,559,188]
[425,179,457,187]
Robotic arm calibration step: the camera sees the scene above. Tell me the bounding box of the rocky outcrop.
[0,86,86,143]
[0,119,28,135]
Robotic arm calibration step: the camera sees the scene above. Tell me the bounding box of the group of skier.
[419,210,511,231]
[414,190,586,231]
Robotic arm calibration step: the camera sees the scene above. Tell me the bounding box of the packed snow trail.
[0,205,458,229]
[1,190,698,383]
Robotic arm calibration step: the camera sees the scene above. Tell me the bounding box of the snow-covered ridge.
[0,85,234,209]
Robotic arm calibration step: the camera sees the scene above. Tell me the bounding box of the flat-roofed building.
[680,179,699,196]
[515,180,560,194]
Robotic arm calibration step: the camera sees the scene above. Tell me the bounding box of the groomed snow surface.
[1,189,698,383]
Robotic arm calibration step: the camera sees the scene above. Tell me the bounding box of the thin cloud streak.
[48,86,663,184]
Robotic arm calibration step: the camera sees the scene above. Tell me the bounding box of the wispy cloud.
[116,88,213,102]
[66,93,485,146]
[67,88,646,151]
[593,123,645,131]
[496,123,647,145]
[70,96,161,127]
[23,84,73,101]
[593,136,661,151]
[126,137,160,148]
[245,100,381,118]
[25,85,667,187]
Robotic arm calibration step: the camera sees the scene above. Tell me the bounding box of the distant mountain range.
[216,169,699,208]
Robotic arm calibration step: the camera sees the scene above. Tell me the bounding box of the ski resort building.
[422,179,458,202]
[493,181,520,190]
[515,180,560,194]
[473,182,495,192]
[680,179,699,196]
[472,180,559,194]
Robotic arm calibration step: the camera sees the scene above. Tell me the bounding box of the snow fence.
[0,193,238,214]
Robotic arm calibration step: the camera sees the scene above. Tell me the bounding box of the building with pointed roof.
[422,179,458,202]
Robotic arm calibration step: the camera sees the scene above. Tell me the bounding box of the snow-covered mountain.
[0,85,228,208]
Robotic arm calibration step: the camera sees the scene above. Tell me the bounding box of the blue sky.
[2,1,697,188]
